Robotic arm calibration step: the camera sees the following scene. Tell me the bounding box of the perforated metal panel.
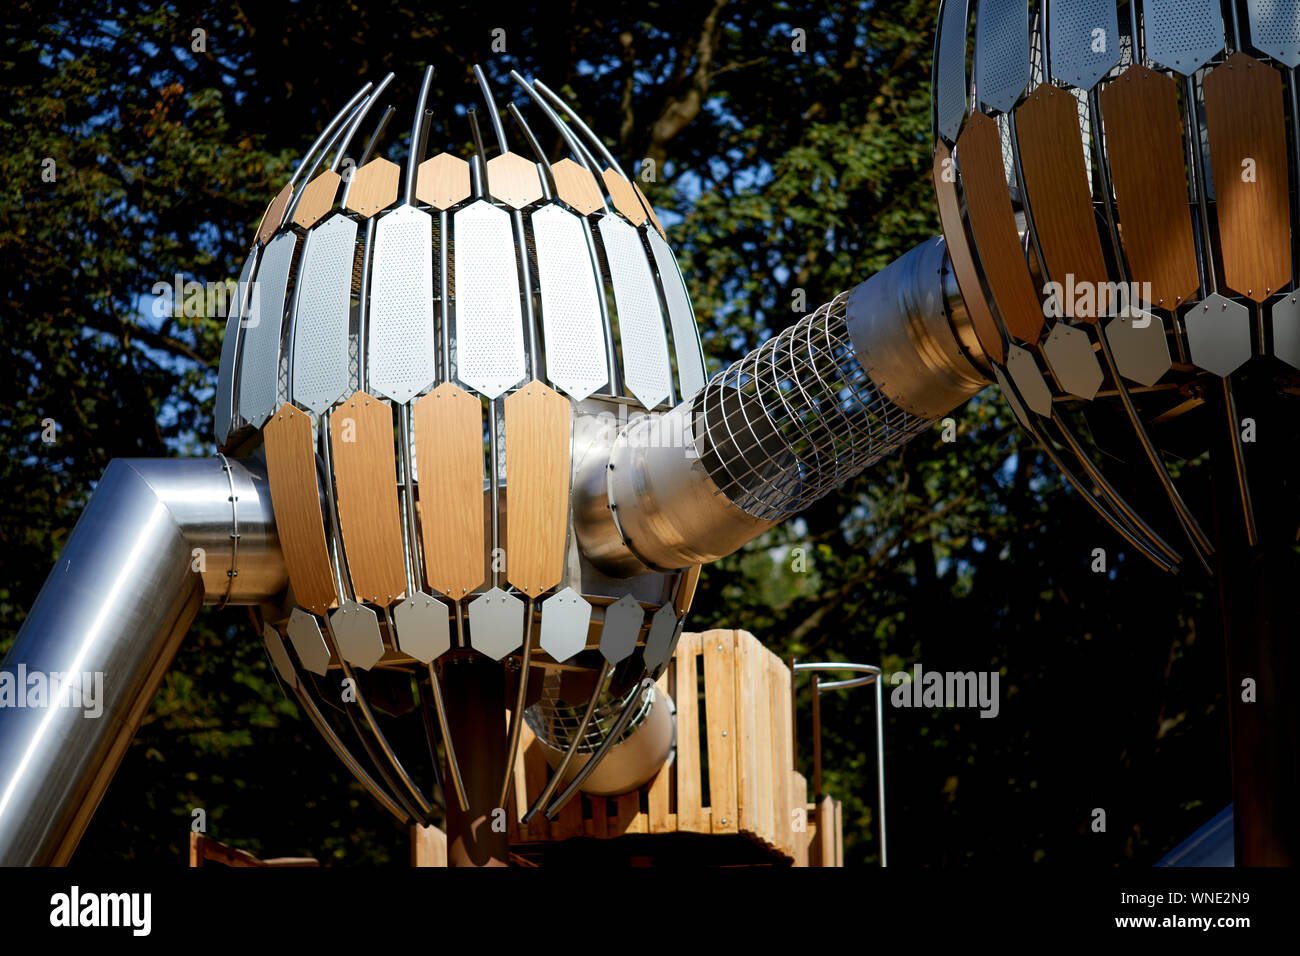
[936,0,972,141]
[1248,0,1300,67]
[368,204,438,405]
[454,200,527,399]
[531,203,608,401]
[1049,0,1122,89]
[291,214,358,414]
[238,231,296,427]
[646,228,708,401]
[1145,0,1224,74]
[214,250,257,444]
[976,0,1031,113]
[598,215,673,410]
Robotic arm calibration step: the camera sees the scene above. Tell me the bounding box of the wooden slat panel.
[263,403,338,614]
[791,771,810,867]
[416,153,471,211]
[1203,53,1292,301]
[757,645,775,848]
[1099,65,1200,309]
[933,143,1006,362]
[551,158,604,217]
[674,632,707,833]
[815,794,837,867]
[587,793,607,839]
[504,380,570,597]
[702,630,738,834]
[648,670,674,833]
[550,772,586,840]
[486,152,544,210]
[343,158,400,218]
[1015,85,1110,320]
[609,792,645,837]
[331,391,406,605]
[255,184,293,246]
[414,383,485,599]
[735,629,759,839]
[410,824,448,867]
[957,112,1044,342]
[773,649,794,858]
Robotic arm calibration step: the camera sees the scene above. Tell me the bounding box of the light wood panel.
[255,184,293,246]
[702,631,739,833]
[602,169,648,226]
[1203,53,1292,301]
[674,564,702,615]
[1099,65,1200,309]
[633,182,668,239]
[647,669,674,833]
[933,142,1005,363]
[416,153,471,210]
[957,111,1044,343]
[1015,85,1110,320]
[409,824,448,867]
[330,390,406,605]
[343,158,400,218]
[263,402,338,614]
[292,170,342,230]
[551,158,605,216]
[413,382,485,598]
[486,152,544,209]
[674,631,707,832]
[504,380,570,597]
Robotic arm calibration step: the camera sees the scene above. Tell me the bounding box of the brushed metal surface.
[1103,307,1172,386]
[287,606,332,676]
[598,215,672,410]
[467,586,525,661]
[238,231,296,426]
[599,593,644,665]
[454,200,527,399]
[214,250,258,444]
[368,204,438,404]
[531,203,608,401]
[329,600,385,670]
[291,213,358,414]
[1184,293,1253,377]
[646,227,708,401]
[538,587,592,663]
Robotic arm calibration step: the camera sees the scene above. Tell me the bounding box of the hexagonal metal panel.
[1005,344,1054,416]
[1270,293,1300,370]
[1103,306,1172,386]
[486,152,544,209]
[993,366,1033,430]
[292,170,342,230]
[287,607,332,676]
[599,593,644,665]
[393,591,451,663]
[1049,0,1121,90]
[551,158,604,216]
[467,586,524,661]
[263,624,298,689]
[1042,323,1103,400]
[329,600,385,670]
[1184,293,1253,377]
[538,587,592,663]
[416,153,471,210]
[641,604,679,677]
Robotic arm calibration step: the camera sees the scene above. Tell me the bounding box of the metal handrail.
[791,660,887,866]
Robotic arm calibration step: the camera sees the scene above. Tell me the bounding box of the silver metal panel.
[214,250,258,444]
[1006,344,1054,415]
[393,591,451,663]
[454,200,527,399]
[994,365,1034,429]
[1271,294,1300,369]
[330,600,385,670]
[538,586,592,663]
[976,0,1031,113]
[1184,293,1253,376]
[646,228,708,401]
[936,0,972,141]
[291,214,358,414]
[1248,0,1300,67]
[599,592,644,665]
[287,607,331,676]
[598,215,672,409]
[467,586,525,661]
[1104,307,1172,386]
[1041,323,1103,399]
[238,231,296,426]
[640,603,679,677]
[368,204,438,405]
[1145,0,1224,75]
[531,204,608,401]
[1049,0,1122,90]
[264,625,299,689]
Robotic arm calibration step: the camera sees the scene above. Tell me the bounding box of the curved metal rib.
[544,677,654,818]
[521,660,611,823]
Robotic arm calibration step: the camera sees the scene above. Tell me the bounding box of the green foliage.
[1,0,1226,866]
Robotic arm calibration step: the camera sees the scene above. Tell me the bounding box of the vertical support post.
[811,674,822,798]
[441,654,510,867]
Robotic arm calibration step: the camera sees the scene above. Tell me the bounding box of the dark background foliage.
[1,0,1227,865]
